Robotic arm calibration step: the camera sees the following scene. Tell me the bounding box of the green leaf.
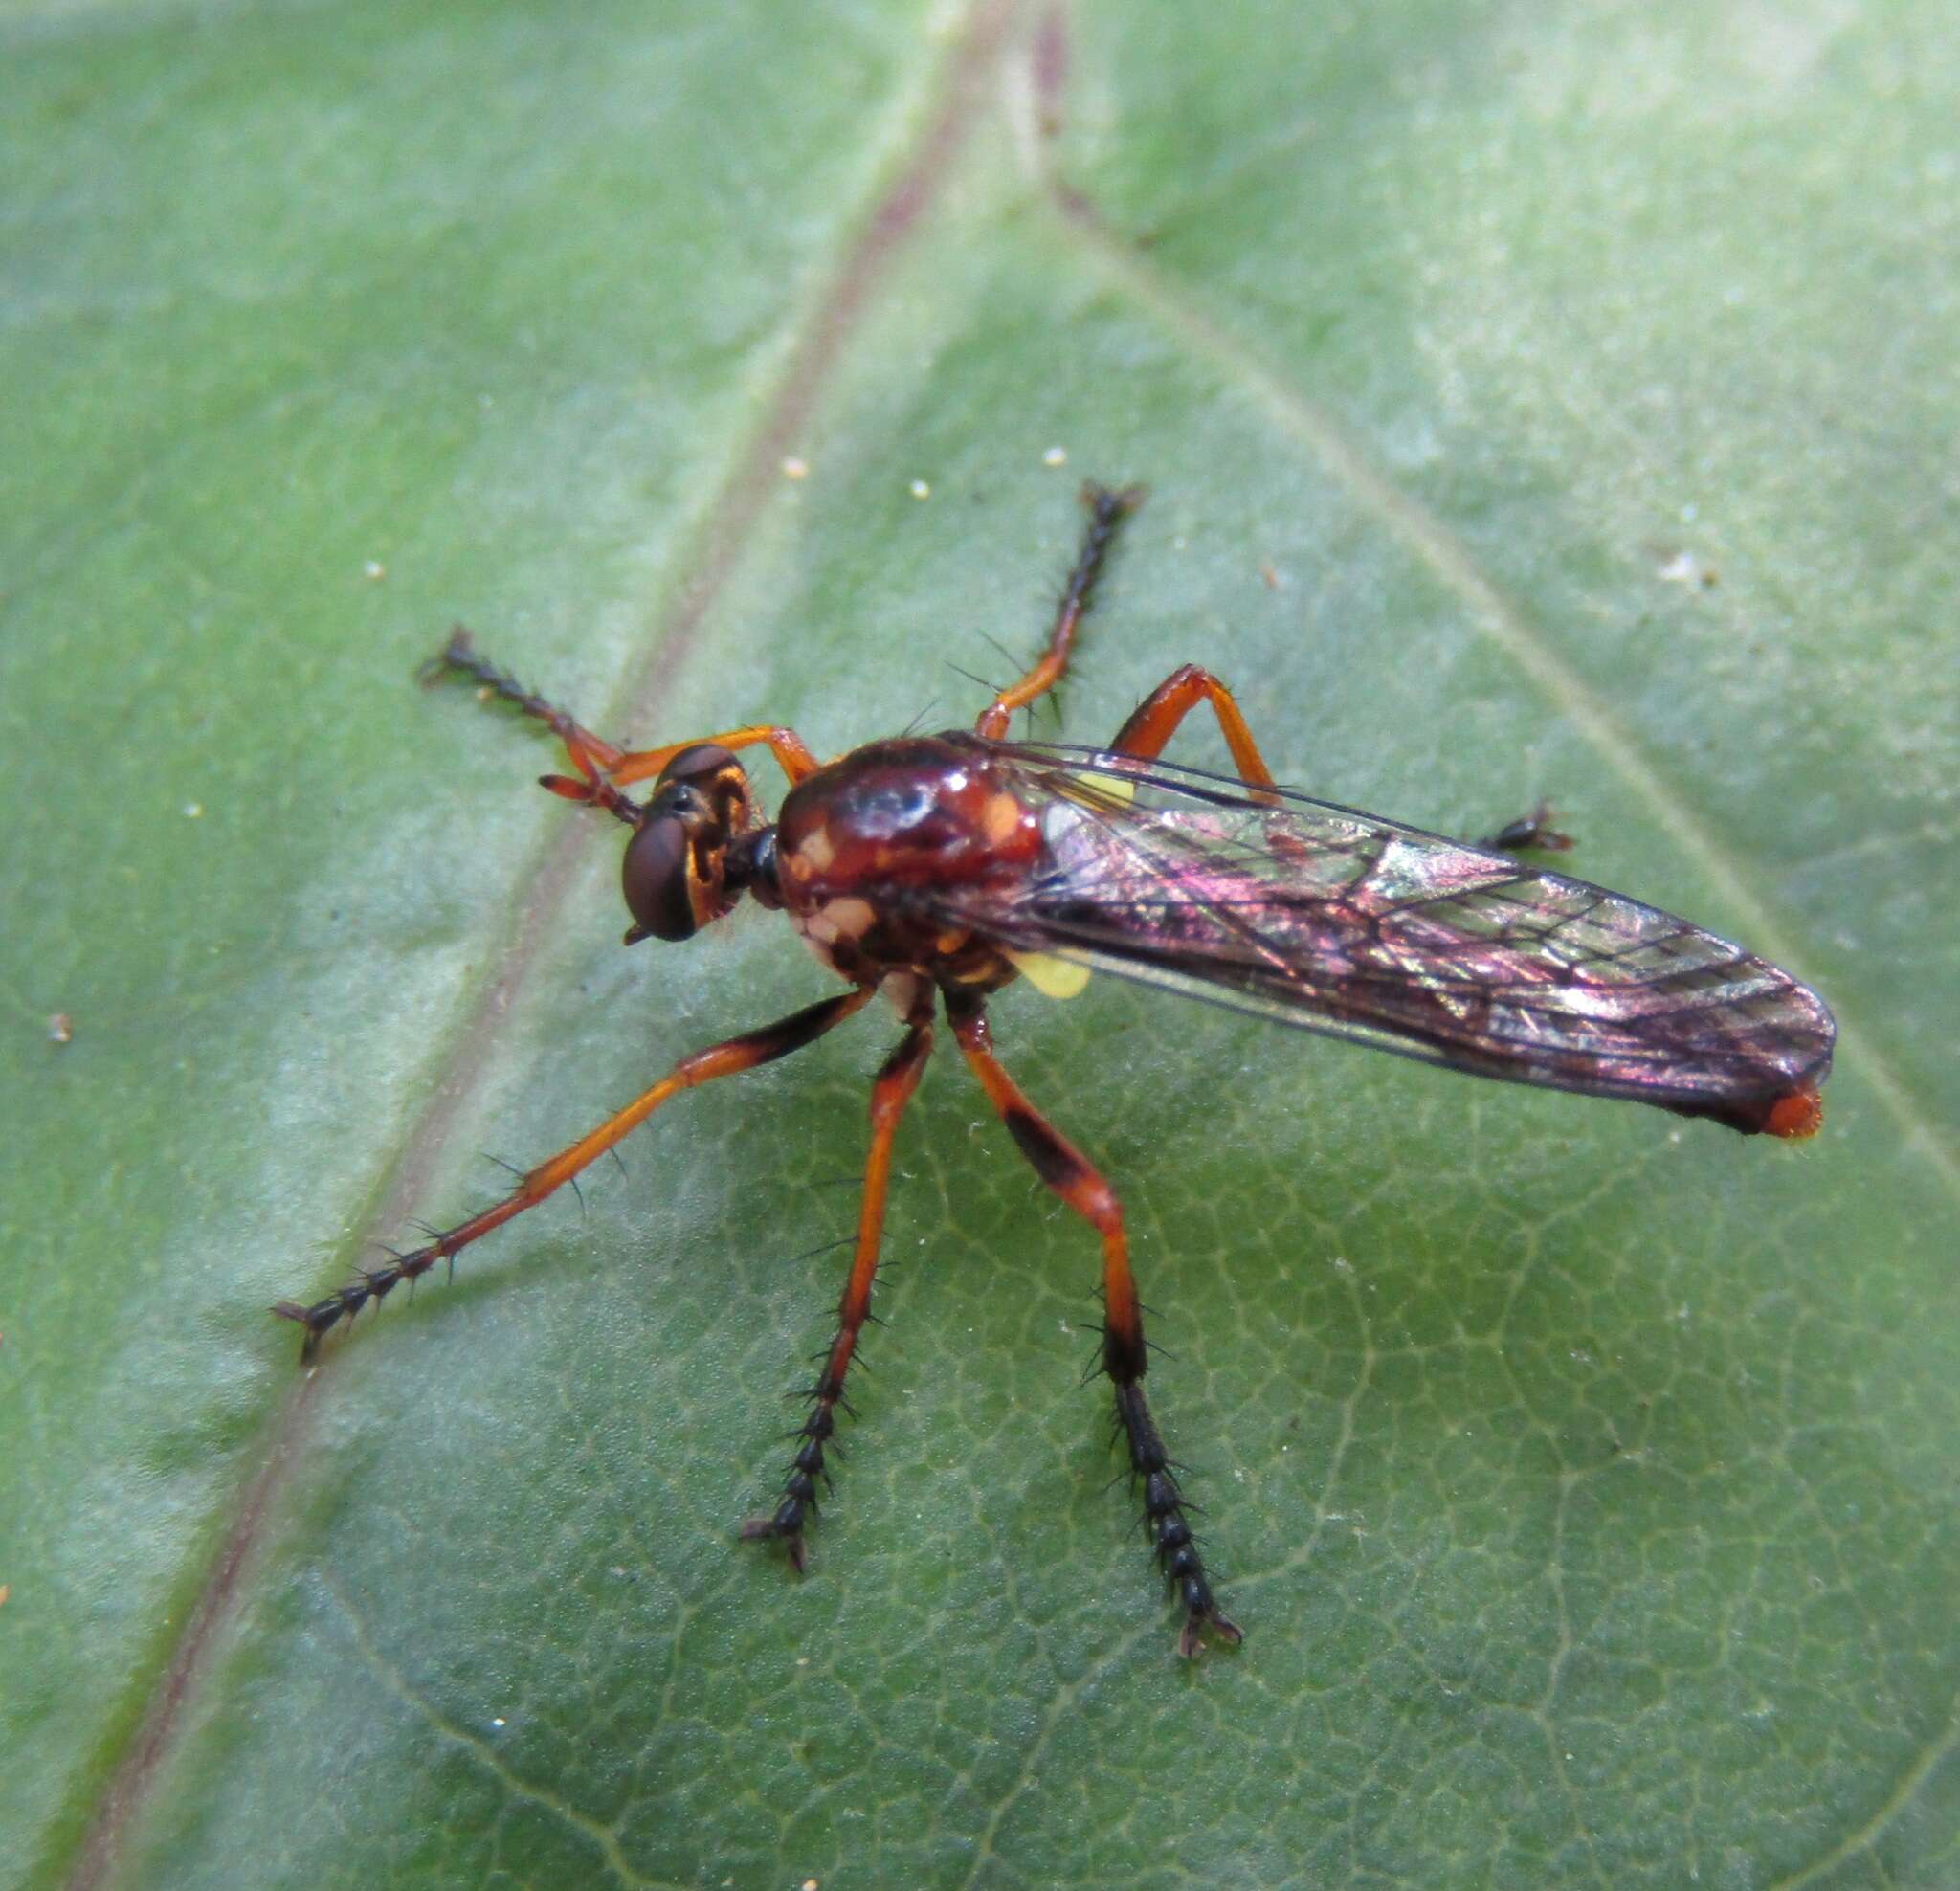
[6,2,1956,1885]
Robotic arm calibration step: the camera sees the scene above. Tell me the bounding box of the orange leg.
[1114,663,1576,855]
[609,724,818,789]
[274,987,876,1361]
[975,482,1146,741]
[1110,664,1281,794]
[947,993,1240,1657]
[742,990,936,1567]
[430,628,818,796]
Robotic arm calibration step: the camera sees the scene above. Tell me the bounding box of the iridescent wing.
[930,737,1835,1134]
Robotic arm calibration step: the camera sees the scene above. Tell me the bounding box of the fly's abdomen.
[992,774,1834,1135]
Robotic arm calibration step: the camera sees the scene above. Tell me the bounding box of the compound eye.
[621,815,698,942]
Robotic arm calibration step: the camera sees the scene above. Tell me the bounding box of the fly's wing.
[934,739,1835,1134]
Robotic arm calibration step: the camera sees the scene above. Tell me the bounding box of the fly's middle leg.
[274,988,876,1361]
[974,481,1145,741]
[946,992,1241,1657]
[740,993,936,1569]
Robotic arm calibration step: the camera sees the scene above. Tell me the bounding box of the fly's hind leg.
[741,989,936,1569]
[946,991,1240,1657]
[975,482,1146,741]
[1110,664,1283,802]
[1479,803,1575,854]
[1113,663,1577,856]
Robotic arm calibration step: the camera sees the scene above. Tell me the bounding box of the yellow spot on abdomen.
[1007,949,1093,1000]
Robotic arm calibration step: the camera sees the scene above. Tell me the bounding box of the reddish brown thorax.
[773,736,1042,989]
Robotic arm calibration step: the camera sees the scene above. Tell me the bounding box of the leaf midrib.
[56,7,1015,1883]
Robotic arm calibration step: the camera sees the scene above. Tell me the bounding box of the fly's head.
[620,744,779,945]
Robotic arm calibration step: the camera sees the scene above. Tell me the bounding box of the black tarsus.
[741,1005,934,1572]
[422,626,576,745]
[1112,1380,1242,1658]
[427,627,646,825]
[1481,801,1575,854]
[274,990,873,1366]
[1065,481,1147,614]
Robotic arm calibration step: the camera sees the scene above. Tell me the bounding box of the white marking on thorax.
[797,896,876,949]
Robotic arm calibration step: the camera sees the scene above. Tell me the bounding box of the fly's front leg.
[274,989,876,1361]
[608,724,820,790]
[741,991,936,1569]
[427,627,631,788]
[946,993,1240,1657]
[426,629,818,809]
[975,482,1146,741]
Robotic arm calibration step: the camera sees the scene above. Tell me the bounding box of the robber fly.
[277,484,1834,1657]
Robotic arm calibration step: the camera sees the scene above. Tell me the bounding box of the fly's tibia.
[271,1235,453,1364]
[1112,1381,1243,1658]
[739,1369,846,1572]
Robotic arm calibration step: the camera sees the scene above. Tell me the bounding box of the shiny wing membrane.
[934,738,1834,1133]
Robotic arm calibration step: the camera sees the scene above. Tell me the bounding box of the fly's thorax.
[772,736,1039,986]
